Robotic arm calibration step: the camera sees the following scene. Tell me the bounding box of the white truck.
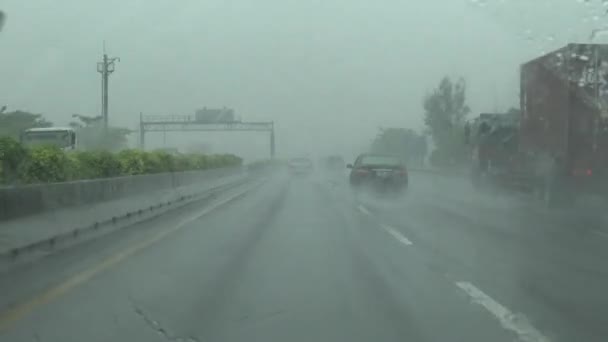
[20,127,77,150]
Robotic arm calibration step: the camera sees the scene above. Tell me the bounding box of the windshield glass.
[2,2,608,342]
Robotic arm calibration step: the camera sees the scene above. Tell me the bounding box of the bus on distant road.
[20,127,77,151]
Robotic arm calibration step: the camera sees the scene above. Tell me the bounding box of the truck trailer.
[468,44,608,206]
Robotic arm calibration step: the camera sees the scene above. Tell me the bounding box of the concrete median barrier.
[0,167,242,221]
[0,166,256,266]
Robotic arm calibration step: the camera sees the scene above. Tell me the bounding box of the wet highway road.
[0,171,607,342]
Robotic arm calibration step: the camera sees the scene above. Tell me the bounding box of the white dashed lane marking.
[591,230,608,239]
[455,281,550,342]
[381,224,413,246]
[358,204,372,216]
[355,200,545,340]
[356,204,412,246]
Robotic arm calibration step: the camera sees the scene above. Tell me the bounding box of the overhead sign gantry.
[139,113,275,158]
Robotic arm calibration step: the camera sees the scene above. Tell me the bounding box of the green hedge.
[0,138,243,184]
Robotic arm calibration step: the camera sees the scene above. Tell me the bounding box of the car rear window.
[360,155,403,166]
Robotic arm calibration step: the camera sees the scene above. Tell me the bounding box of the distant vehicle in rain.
[288,157,314,176]
[348,153,408,194]
[20,127,77,151]
[322,155,346,171]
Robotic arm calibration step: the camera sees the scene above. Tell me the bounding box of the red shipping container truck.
[467,44,608,205]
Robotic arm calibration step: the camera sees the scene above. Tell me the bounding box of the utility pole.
[97,42,119,133]
[139,112,145,150]
[0,11,6,32]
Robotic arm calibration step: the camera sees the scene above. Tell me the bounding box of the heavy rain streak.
[1,1,608,341]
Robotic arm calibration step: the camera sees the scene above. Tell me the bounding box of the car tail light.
[399,169,408,177]
[572,168,592,176]
[355,169,370,176]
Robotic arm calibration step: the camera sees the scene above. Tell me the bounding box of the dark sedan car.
[348,154,408,193]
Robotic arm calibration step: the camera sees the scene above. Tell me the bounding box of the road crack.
[130,298,200,342]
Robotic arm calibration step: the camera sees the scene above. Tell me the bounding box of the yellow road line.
[0,182,258,331]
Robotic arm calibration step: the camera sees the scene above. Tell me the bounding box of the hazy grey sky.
[1,0,606,159]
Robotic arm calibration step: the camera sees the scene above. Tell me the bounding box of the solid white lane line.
[455,281,550,342]
[358,204,372,216]
[382,224,413,246]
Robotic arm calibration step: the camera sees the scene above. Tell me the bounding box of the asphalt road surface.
[0,170,607,342]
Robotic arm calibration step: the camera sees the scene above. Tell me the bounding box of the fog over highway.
[2,1,608,341]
